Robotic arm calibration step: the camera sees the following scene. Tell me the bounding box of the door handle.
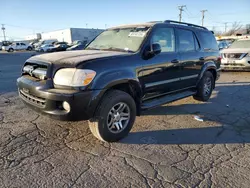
[171,59,179,63]
[199,57,205,61]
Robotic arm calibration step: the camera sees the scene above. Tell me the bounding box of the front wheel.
[88,90,136,142]
[193,71,214,101]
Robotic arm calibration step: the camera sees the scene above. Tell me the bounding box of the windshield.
[229,40,250,48]
[86,27,150,52]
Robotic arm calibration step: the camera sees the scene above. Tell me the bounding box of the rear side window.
[176,29,195,52]
[199,31,218,50]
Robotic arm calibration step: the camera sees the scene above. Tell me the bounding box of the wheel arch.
[106,80,143,116]
[197,61,217,88]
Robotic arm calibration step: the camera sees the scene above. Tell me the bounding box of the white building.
[40,28,104,43]
[24,33,42,40]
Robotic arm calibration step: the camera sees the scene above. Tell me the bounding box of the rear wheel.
[27,47,32,51]
[88,90,136,142]
[193,71,214,101]
[8,48,14,52]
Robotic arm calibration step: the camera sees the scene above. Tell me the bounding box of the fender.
[197,61,217,86]
[91,70,143,97]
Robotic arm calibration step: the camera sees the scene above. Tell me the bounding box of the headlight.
[53,68,96,87]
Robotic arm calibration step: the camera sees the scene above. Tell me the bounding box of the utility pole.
[178,5,186,22]
[224,22,228,33]
[1,24,6,41]
[201,10,207,26]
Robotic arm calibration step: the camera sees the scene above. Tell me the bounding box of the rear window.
[199,31,218,51]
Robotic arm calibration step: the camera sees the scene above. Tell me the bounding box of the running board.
[141,90,196,110]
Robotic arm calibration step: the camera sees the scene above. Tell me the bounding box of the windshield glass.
[229,40,250,48]
[86,27,150,52]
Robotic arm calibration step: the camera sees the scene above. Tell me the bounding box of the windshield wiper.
[102,47,134,53]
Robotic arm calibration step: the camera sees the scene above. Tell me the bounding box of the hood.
[27,50,129,66]
[221,48,250,54]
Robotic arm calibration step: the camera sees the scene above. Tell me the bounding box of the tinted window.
[151,27,175,52]
[199,31,218,50]
[21,43,26,45]
[16,43,20,45]
[177,29,195,52]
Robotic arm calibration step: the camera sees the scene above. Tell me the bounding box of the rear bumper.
[17,76,105,121]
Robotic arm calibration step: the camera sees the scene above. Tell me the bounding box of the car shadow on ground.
[121,83,250,145]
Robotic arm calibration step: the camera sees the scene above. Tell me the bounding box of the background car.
[34,39,58,48]
[2,42,32,52]
[221,38,250,71]
[35,44,54,52]
[47,43,69,52]
[217,40,230,50]
[66,43,86,51]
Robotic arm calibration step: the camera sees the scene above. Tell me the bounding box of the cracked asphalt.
[1,52,250,187]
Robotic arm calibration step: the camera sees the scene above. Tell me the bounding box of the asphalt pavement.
[0,52,250,187]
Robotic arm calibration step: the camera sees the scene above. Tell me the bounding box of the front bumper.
[221,57,250,71]
[17,76,105,121]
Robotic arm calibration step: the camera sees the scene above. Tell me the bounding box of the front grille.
[19,90,46,108]
[222,63,245,66]
[223,53,245,59]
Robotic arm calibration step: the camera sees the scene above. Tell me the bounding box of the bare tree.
[211,26,221,36]
[224,22,243,36]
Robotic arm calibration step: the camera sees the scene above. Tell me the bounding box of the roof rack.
[164,20,208,30]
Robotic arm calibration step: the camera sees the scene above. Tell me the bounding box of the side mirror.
[151,43,161,55]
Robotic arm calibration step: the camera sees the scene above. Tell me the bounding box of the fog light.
[62,101,70,112]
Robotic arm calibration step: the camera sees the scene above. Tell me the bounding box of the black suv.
[17,20,221,142]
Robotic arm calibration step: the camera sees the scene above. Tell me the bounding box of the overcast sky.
[1,0,250,40]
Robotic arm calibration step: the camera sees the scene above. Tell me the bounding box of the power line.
[178,5,186,22]
[185,7,194,17]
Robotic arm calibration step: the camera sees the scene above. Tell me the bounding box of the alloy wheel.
[203,77,212,96]
[107,102,130,134]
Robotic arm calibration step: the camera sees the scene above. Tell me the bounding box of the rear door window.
[199,31,218,51]
[176,29,195,52]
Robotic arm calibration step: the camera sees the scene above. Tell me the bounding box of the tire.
[40,49,44,52]
[27,47,32,51]
[8,48,14,52]
[88,90,136,142]
[193,71,214,102]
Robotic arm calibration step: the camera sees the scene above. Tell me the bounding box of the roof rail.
[164,20,208,30]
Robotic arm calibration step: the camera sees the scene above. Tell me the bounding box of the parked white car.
[2,42,33,52]
[35,44,54,52]
[221,38,250,71]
